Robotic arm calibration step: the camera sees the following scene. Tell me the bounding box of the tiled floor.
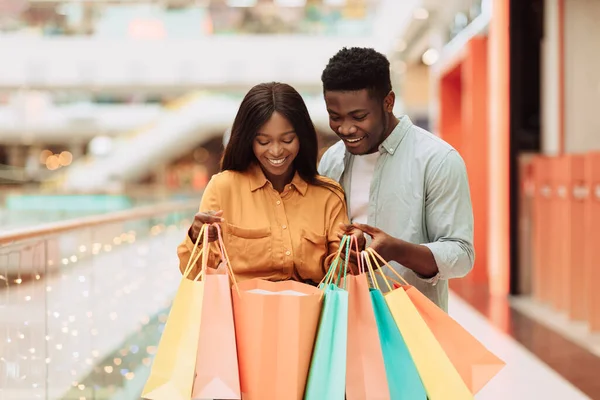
[510,296,600,358]
[448,292,591,399]
[451,280,600,399]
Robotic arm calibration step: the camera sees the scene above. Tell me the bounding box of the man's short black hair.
[321,47,392,101]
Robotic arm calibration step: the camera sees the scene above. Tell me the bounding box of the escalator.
[48,93,237,192]
[48,94,329,192]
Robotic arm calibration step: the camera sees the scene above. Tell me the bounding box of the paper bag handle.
[319,234,350,289]
[211,223,240,295]
[365,247,410,287]
[361,250,380,290]
[350,234,363,275]
[182,224,206,281]
[336,235,352,287]
[191,222,240,295]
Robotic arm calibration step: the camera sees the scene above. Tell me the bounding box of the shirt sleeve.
[317,142,341,178]
[419,150,475,282]
[317,148,331,176]
[177,175,222,279]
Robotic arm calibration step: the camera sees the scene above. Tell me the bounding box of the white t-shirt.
[349,152,380,224]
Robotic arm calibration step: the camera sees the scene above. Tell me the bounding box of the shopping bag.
[142,226,207,400]
[367,248,505,394]
[403,284,506,393]
[305,235,350,400]
[344,241,390,400]
[362,252,426,400]
[232,278,322,400]
[191,224,241,399]
[365,248,473,400]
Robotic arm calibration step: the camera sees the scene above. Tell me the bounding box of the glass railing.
[0,200,198,400]
[0,187,200,231]
[0,194,133,231]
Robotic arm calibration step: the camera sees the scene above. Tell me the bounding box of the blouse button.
[282,225,287,230]
[276,200,281,205]
[285,250,291,256]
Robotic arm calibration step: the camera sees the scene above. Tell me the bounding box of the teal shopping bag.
[364,251,427,400]
[304,236,350,400]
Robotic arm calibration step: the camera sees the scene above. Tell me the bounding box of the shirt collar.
[377,115,412,155]
[248,163,308,196]
[290,172,308,196]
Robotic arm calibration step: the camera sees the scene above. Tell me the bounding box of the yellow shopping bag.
[142,226,207,400]
[365,249,473,400]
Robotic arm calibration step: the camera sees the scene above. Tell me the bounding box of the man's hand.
[189,210,224,243]
[353,222,439,278]
[352,223,397,263]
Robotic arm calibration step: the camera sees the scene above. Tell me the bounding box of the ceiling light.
[88,135,113,158]
[413,8,429,20]
[226,0,257,7]
[275,0,306,6]
[422,48,439,66]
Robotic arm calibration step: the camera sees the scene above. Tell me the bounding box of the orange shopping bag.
[191,224,241,399]
[344,238,389,400]
[232,278,323,400]
[367,249,505,395]
[403,283,505,393]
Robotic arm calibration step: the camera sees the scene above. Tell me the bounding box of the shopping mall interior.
[1,0,599,398]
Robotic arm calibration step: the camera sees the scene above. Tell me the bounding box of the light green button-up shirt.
[318,116,475,311]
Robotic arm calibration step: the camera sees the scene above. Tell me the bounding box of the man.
[318,47,474,311]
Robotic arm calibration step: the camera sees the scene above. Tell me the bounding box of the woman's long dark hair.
[221,82,341,194]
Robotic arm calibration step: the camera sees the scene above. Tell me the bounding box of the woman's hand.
[337,223,366,250]
[337,223,366,273]
[189,210,224,243]
[352,223,397,264]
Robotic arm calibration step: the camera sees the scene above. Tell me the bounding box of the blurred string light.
[42,150,73,170]
[1,215,190,389]
[58,151,73,166]
[46,155,60,171]
[39,149,52,164]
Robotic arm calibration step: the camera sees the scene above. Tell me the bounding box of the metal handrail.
[0,199,199,245]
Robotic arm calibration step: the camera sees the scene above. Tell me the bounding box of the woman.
[177,82,351,283]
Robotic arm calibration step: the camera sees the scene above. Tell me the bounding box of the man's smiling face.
[324,89,391,155]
